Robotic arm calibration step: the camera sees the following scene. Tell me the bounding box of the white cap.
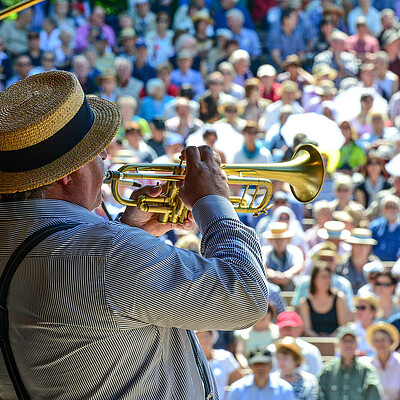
[257,64,276,78]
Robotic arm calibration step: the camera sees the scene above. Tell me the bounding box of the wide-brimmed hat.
[275,336,304,363]
[277,80,301,98]
[355,293,380,310]
[345,228,377,246]
[0,71,121,193]
[217,99,245,116]
[312,63,338,81]
[263,222,294,240]
[314,79,337,96]
[118,28,136,42]
[283,54,302,69]
[366,322,400,351]
[317,221,351,241]
[192,10,214,25]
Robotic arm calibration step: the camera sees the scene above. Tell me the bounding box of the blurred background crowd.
[3,0,400,397]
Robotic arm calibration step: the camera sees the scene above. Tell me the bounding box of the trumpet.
[104,144,325,224]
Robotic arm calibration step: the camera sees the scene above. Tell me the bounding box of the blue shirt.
[232,28,261,58]
[269,28,306,62]
[139,95,174,122]
[227,373,296,400]
[370,217,400,261]
[171,68,205,96]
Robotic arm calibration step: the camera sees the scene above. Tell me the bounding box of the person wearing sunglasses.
[349,294,380,356]
[374,271,399,321]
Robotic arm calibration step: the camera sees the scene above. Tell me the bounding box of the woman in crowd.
[366,322,400,400]
[374,271,399,321]
[196,330,243,400]
[337,120,367,173]
[374,51,399,101]
[299,262,349,336]
[355,152,391,208]
[271,337,319,400]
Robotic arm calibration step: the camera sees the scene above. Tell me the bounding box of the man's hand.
[120,184,194,236]
[178,145,230,210]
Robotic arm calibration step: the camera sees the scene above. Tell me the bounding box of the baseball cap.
[247,348,273,365]
[257,64,276,78]
[336,325,358,341]
[135,37,147,48]
[276,311,303,329]
[165,133,184,146]
[152,117,165,130]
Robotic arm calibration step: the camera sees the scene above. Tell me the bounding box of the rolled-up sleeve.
[104,195,269,331]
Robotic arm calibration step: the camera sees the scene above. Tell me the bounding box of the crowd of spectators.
[3,0,400,398]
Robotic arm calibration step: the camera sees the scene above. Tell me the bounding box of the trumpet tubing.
[104,144,325,224]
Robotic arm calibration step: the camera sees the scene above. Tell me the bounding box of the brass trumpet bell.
[104,144,325,224]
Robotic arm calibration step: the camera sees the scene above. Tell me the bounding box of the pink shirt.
[370,352,400,400]
[346,34,380,56]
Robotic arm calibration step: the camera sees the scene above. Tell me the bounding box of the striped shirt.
[0,196,268,400]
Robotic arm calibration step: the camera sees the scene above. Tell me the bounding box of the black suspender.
[0,223,79,400]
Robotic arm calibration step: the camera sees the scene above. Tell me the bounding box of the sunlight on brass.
[104,144,325,224]
[0,0,45,21]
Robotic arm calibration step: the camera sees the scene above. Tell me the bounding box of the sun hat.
[363,260,385,279]
[118,28,136,42]
[282,54,302,69]
[247,348,273,365]
[0,71,121,194]
[366,322,400,351]
[345,228,377,245]
[263,222,294,240]
[278,80,301,98]
[276,311,303,329]
[192,10,214,25]
[217,99,245,116]
[317,220,351,240]
[275,336,304,363]
[312,63,338,81]
[355,293,380,310]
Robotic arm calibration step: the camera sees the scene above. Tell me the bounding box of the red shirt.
[262,82,282,102]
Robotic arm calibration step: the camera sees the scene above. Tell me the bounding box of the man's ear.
[57,175,73,187]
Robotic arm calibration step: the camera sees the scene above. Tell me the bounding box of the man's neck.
[341,355,355,368]
[254,375,269,389]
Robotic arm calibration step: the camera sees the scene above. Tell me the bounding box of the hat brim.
[345,237,377,245]
[248,355,272,365]
[217,104,245,116]
[366,323,400,351]
[275,342,304,363]
[317,228,351,241]
[263,231,294,239]
[0,96,121,193]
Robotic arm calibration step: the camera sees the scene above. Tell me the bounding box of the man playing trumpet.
[0,71,268,400]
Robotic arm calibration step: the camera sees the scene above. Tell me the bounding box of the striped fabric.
[0,196,268,400]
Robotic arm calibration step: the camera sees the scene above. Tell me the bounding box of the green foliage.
[93,0,128,16]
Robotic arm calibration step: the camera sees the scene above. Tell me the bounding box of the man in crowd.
[318,325,382,399]
[228,348,295,399]
[0,71,269,399]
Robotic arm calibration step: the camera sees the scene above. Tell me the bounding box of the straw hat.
[118,28,136,42]
[217,99,245,116]
[354,293,380,311]
[345,228,377,246]
[312,63,338,81]
[283,54,302,69]
[192,10,214,25]
[275,336,304,363]
[317,221,351,240]
[263,222,294,240]
[277,80,301,98]
[0,71,121,194]
[366,322,400,351]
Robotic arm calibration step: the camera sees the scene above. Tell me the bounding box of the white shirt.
[260,100,305,132]
[369,352,400,400]
[209,349,240,400]
[145,30,175,68]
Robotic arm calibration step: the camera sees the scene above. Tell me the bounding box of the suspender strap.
[186,330,214,400]
[0,222,80,400]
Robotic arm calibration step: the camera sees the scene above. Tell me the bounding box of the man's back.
[0,198,268,399]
